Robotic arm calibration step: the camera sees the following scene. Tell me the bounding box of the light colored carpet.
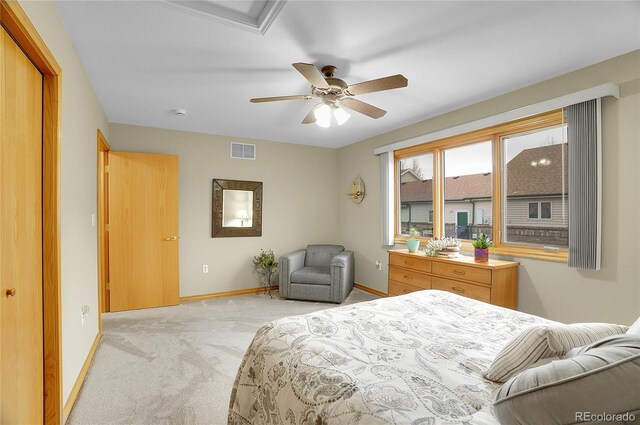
[67,289,378,424]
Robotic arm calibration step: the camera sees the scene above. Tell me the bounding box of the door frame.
[1,2,63,423]
[97,131,110,316]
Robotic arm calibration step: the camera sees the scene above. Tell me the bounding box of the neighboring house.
[400,168,423,183]
[400,144,569,245]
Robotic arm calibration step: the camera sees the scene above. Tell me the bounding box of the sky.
[401,125,567,178]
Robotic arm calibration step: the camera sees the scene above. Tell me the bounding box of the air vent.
[230,142,256,160]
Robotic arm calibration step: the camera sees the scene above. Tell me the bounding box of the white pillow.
[483,322,628,383]
[627,317,640,336]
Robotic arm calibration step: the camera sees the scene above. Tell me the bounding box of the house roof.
[400,144,568,202]
[401,179,434,202]
[506,144,568,197]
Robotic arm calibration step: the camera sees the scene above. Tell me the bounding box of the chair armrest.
[330,250,353,268]
[329,250,354,302]
[280,249,306,274]
[279,249,306,299]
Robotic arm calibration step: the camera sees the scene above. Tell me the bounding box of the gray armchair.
[279,244,354,303]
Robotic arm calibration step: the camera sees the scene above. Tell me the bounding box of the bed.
[228,290,553,425]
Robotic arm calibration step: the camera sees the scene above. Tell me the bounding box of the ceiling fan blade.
[292,63,329,89]
[250,95,312,103]
[340,98,387,119]
[302,105,318,124]
[346,74,408,95]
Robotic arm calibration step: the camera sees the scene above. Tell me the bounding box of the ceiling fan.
[250,63,408,127]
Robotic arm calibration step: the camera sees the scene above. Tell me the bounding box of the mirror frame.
[212,179,262,237]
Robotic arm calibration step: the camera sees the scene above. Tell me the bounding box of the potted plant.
[253,249,278,297]
[406,227,421,253]
[472,234,493,262]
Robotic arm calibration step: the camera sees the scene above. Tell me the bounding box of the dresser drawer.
[389,266,431,289]
[431,277,491,303]
[389,254,431,273]
[389,280,426,296]
[432,262,492,284]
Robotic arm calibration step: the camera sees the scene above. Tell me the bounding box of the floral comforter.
[228,290,550,425]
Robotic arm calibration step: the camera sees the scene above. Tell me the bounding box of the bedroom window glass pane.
[443,140,492,240]
[541,202,552,219]
[502,125,568,247]
[399,153,433,237]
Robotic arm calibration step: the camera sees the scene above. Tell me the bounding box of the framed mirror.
[212,179,262,237]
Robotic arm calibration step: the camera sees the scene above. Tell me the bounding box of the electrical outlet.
[375,260,382,271]
[81,305,89,327]
[202,265,209,273]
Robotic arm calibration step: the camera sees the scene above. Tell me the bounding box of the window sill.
[394,237,568,263]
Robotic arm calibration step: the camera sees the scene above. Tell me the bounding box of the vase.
[407,239,420,253]
[474,248,489,262]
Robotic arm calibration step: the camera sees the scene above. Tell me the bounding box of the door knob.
[164,235,178,241]
[6,288,16,297]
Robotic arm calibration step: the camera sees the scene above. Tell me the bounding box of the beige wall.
[19,1,109,404]
[108,124,339,297]
[338,50,640,325]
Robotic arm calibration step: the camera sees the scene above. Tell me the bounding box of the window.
[528,202,553,219]
[394,110,567,260]
[528,202,539,219]
[398,152,434,237]
[443,141,493,240]
[541,202,551,219]
[503,125,567,247]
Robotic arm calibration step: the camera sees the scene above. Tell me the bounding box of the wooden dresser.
[388,249,519,309]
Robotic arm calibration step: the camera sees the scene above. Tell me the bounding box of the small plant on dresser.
[407,227,421,253]
[472,234,493,262]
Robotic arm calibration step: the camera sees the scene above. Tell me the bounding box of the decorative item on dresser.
[406,227,421,253]
[472,234,493,262]
[388,249,519,309]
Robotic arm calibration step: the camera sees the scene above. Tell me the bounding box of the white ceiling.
[55,1,640,149]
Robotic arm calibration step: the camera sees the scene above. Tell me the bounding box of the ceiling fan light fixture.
[333,106,350,126]
[314,103,332,128]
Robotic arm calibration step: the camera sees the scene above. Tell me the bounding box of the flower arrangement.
[424,237,462,257]
[472,234,494,249]
[408,227,420,240]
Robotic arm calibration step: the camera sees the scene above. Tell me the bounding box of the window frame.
[394,110,568,262]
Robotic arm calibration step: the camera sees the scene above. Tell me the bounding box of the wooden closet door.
[0,26,44,424]
[108,152,179,312]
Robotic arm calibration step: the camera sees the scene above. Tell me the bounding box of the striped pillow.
[483,323,628,383]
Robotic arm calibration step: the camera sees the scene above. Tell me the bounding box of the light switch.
[91,213,96,228]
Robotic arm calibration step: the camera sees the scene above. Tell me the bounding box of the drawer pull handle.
[403,275,412,280]
[404,260,414,266]
[453,270,466,275]
[452,287,465,293]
